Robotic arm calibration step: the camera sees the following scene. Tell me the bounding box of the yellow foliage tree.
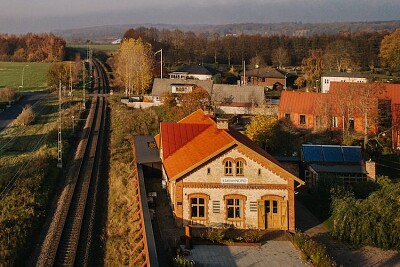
[245,115,277,149]
[115,38,154,96]
[380,28,400,69]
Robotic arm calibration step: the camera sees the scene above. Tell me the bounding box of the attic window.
[207,168,211,175]
[258,169,261,176]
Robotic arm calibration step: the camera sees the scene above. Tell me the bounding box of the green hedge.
[331,180,400,250]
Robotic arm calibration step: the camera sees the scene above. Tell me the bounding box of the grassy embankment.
[0,94,84,266]
[106,96,162,265]
[0,62,51,92]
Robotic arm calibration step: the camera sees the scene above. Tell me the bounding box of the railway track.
[31,59,109,267]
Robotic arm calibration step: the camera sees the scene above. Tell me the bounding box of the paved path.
[295,200,400,267]
[0,93,51,131]
[186,242,306,267]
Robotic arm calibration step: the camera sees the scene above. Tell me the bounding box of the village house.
[321,72,368,93]
[151,78,213,102]
[241,67,297,90]
[278,82,400,149]
[156,109,304,231]
[169,65,221,81]
[211,84,273,115]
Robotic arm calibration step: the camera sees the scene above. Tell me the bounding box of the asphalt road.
[0,93,52,131]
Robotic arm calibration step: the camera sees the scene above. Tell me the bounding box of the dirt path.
[295,200,400,267]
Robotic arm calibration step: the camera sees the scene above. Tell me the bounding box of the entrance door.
[265,200,281,229]
[258,196,288,230]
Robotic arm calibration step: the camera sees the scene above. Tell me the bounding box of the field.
[68,44,119,53]
[0,62,50,91]
[0,95,85,265]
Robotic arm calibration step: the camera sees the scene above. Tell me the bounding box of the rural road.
[0,93,51,131]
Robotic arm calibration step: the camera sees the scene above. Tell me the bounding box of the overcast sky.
[1,0,399,33]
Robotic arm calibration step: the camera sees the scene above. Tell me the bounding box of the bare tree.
[353,82,386,149]
[272,47,290,69]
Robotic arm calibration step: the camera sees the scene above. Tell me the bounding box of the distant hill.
[55,21,400,43]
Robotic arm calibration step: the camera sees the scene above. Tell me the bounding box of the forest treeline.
[0,33,65,62]
[123,27,390,70]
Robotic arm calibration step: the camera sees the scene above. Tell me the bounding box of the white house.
[321,72,368,93]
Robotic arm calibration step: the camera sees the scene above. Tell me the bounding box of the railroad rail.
[31,59,108,267]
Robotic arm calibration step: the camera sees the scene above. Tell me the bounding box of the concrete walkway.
[186,241,306,267]
[295,200,400,267]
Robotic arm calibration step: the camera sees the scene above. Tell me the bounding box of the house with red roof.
[157,109,304,231]
[278,82,400,149]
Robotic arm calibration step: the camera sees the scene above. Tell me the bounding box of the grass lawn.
[0,62,50,91]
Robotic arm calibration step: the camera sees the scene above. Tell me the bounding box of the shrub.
[173,256,195,267]
[243,230,262,243]
[292,232,336,267]
[205,228,225,243]
[0,87,16,103]
[13,105,35,126]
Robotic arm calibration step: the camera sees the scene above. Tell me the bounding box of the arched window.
[236,160,244,176]
[224,160,233,176]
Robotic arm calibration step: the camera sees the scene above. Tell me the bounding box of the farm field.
[0,62,50,91]
[68,44,119,53]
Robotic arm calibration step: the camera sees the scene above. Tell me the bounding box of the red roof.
[160,109,303,184]
[278,91,326,114]
[160,123,210,159]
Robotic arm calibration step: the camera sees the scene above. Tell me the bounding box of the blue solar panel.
[342,147,362,162]
[302,145,323,161]
[322,146,344,162]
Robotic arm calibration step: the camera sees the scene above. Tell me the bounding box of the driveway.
[295,199,400,267]
[0,93,51,131]
[185,242,306,267]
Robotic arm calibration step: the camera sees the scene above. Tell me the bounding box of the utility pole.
[155,49,163,79]
[69,62,73,96]
[57,80,63,168]
[82,61,86,109]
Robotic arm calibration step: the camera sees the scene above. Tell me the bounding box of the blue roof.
[302,145,363,163]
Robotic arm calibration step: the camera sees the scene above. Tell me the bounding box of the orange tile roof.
[278,91,326,114]
[160,109,303,184]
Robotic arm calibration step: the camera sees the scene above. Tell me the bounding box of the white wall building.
[321,72,368,93]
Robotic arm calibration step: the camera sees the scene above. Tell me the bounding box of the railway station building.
[155,109,304,231]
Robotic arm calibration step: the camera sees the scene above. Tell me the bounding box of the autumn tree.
[47,62,69,88]
[294,77,305,89]
[272,47,290,69]
[181,87,211,115]
[380,28,400,69]
[302,49,324,92]
[245,114,277,149]
[115,38,154,96]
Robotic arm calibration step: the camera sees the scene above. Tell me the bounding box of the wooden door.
[265,199,281,229]
[257,200,265,229]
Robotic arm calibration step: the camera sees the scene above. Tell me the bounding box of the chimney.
[203,106,215,117]
[366,160,376,181]
[216,118,229,130]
